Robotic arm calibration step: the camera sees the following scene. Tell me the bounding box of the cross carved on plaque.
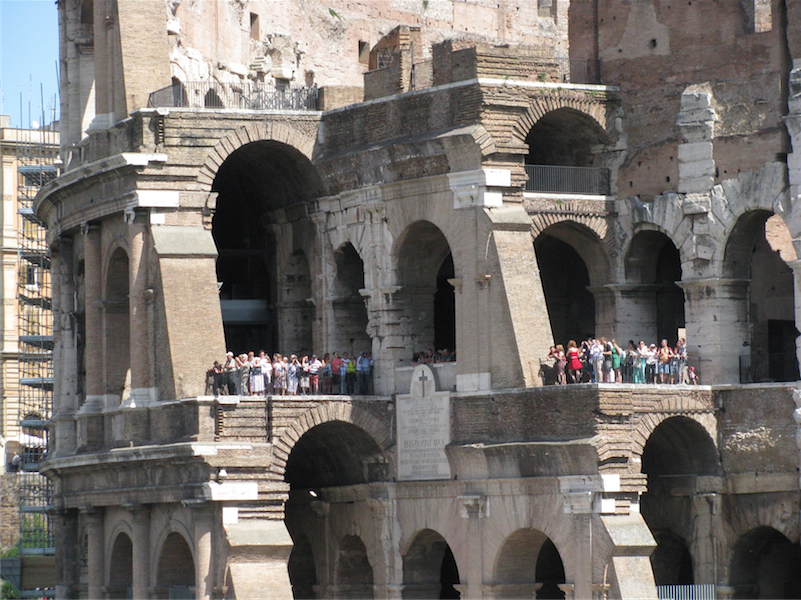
[418,371,428,384]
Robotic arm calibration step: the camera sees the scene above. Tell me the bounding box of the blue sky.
[0,0,59,128]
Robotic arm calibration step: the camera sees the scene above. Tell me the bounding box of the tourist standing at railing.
[331,352,343,394]
[299,355,311,395]
[309,354,322,394]
[321,354,332,394]
[260,350,273,395]
[645,344,658,384]
[287,355,301,395]
[345,354,358,394]
[611,339,623,383]
[251,353,265,396]
[339,353,352,394]
[658,339,673,384]
[223,351,236,394]
[273,354,287,396]
[357,352,374,395]
[675,338,688,384]
[566,341,582,383]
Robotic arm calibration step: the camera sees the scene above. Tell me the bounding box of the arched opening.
[212,140,324,355]
[288,534,317,600]
[284,421,388,490]
[396,221,456,359]
[624,230,685,345]
[534,222,609,346]
[724,211,798,382]
[104,247,130,403]
[730,527,801,599]
[107,532,133,599]
[155,532,195,599]
[332,243,371,357]
[641,417,720,587]
[649,529,693,587]
[525,108,610,195]
[336,535,374,599]
[493,529,566,599]
[403,529,460,599]
[204,87,224,108]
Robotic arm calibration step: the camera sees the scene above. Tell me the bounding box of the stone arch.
[402,528,460,599]
[331,241,371,359]
[533,220,612,343]
[492,528,567,599]
[623,226,686,345]
[107,530,133,599]
[154,530,195,599]
[275,408,391,488]
[393,220,457,358]
[335,534,374,599]
[629,412,719,475]
[197,123,318,193]
[512,94,611,147]
[729,526,801,599]
[722,209,798,382]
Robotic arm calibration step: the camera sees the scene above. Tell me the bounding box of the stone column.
[561,481,594,600]
[679,278,750,384]
[84,508,106,600]
[690,491,722,585]
[81,223,103,409]
[52,236,79,456]
[459,495,487,599]
[367,497,402,600]
[605,284,660,344]
[588,285,618,341]
[676,83,717,195]
[131,506,151,600]
[54,509,80,599]
[193,504,214,600]
[126,210,155,407]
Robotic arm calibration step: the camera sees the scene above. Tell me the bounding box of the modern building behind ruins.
[33,0,801,598]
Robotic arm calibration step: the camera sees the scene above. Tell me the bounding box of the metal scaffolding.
[15,127,58,557]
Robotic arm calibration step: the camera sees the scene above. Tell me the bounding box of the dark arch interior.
[403,529,460,599]
[495,529,565,600]
[212,140,324,354]
[730,527,801,599]
[534,234,594,345]
[284,421,389,490]
[625,230,685,345]
[336,535,374,599]
[397,221,456,356]
[107,533,133,599]
[526,108,607,167]
[155,532,195,599]
[642,417,720,480]
[641,417,720,589]
[333,243,371,357]
[288,534,317,600]
[104,248,130,398]
[649,529,694,587]
[725,211,798,382]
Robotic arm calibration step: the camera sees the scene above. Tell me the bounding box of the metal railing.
[525,164,611,195]
[739,352,800,383]
[148,81,319,111]
[657,585,716,600]
[555,57,602,84]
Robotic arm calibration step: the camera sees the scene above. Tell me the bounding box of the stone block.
[682,193,711,215]
[677,142,714,164]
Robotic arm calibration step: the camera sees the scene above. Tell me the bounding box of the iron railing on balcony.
[148,81,319,111]
[555,57,602,85]
[657,585,716,600]
[739,352,799,383]
[525,164,611,196]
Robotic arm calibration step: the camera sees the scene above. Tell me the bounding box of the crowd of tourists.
[208,350,375,396]
[545,337,699,385]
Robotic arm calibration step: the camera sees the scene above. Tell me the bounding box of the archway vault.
[197,122,320,193]
[272,402,393,483]
[511,92,613,147]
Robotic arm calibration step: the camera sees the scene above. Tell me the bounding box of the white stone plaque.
[397,364,452,481]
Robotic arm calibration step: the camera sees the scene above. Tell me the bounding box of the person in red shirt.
[330,352,343,394]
